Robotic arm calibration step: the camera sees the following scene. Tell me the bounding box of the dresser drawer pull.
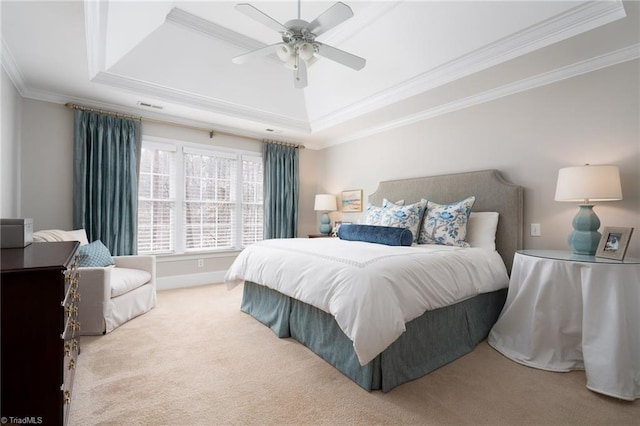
[67,319,79,333]
[64,390,71,405]
[68,358,76,370]
[64,341,71,357]
[65,305,78,317]
[72,339,79,351]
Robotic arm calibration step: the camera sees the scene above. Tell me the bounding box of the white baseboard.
[156,270,227,291]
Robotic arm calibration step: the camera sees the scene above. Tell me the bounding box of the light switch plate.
[531,223,541,237]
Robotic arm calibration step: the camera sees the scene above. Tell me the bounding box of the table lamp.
[554,164,622,255]
[314,194,337,235]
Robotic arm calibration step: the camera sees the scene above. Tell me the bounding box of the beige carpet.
[69,283,639,425]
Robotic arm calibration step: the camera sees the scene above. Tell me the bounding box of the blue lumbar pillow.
[338,224,413,246]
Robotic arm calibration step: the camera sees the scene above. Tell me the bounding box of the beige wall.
[316,60,640,258]
[7,58,640,287]
[20,100,75,230]
[1,68,22,217]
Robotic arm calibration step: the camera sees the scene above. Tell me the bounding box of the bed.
[225,169,523,392]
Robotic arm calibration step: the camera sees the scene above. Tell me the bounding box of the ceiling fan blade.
[315,43,366,71]
[235,3,289,34]
[294,58,308,89]
[232,43,283,65]
[306,2,354,37]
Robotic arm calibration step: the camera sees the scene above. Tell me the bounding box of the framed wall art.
[341,190,363,213]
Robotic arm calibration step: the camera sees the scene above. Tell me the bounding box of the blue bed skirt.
[241,281,507,392]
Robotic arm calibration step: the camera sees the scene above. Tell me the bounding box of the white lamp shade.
[314,194,337,211]
[555,165,622,203]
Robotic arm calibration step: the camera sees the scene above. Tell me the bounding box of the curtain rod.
[262,139,305,149]
[64,102,305,149]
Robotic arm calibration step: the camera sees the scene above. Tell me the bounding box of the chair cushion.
[110,267,152,298]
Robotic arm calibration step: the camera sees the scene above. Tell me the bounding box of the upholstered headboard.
[369,169,523,273]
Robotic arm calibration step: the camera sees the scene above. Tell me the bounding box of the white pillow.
[32,229,75,242]
[466,212,499,250]
[68,229,90,246]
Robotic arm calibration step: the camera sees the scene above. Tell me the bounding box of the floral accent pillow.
[365,199,404,225]
[379,199,427,242]
[418,196,476,247]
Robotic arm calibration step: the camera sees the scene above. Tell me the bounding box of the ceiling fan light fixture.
[298,42,315,61]
[276,44,293,62]
[233,1,364,88]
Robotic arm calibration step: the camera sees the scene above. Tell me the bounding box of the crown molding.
[91,71,311,132]
[310,0,627,132]
[166,7,264,52]
[83,0,107,79]
[165,7,284,65]
[15,86,289,144]
[318,1,403,46]
[1,39,27,96]
[316,43,640,149]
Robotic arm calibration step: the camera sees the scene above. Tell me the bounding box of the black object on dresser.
[1,241,80,426]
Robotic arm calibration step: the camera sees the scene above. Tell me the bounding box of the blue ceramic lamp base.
[319,212,331,235]
[568,204,601,255]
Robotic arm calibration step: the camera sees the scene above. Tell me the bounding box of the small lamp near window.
[314,194,337,235]
[554,164,622,255]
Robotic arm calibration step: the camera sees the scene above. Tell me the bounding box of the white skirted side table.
[488,249,640,401]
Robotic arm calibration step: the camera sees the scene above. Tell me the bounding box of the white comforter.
[225,238,509,365]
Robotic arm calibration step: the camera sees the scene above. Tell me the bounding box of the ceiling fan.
[231,1,366,89]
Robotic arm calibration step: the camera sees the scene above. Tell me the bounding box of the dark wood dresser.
[1,241,80,426]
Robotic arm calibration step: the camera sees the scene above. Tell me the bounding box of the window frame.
[138,136,263,255]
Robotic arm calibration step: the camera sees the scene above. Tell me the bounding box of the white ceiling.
[1,1,636,149]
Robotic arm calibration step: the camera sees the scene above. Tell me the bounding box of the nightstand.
[488,249,640,400]
[308,234,333,238]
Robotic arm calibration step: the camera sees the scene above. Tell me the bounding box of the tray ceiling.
[1,1,634,149]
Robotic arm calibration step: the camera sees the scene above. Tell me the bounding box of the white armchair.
[77,254,156,334]
[32,229,157,335]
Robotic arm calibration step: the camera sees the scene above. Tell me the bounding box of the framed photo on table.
[341,190,363,212]
[596,226,634,260]
[331,221,352,237]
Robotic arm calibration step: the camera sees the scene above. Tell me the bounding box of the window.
[137,139,263,254]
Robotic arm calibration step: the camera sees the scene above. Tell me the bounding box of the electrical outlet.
[530,223,541,237]
[197,259,204,268]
